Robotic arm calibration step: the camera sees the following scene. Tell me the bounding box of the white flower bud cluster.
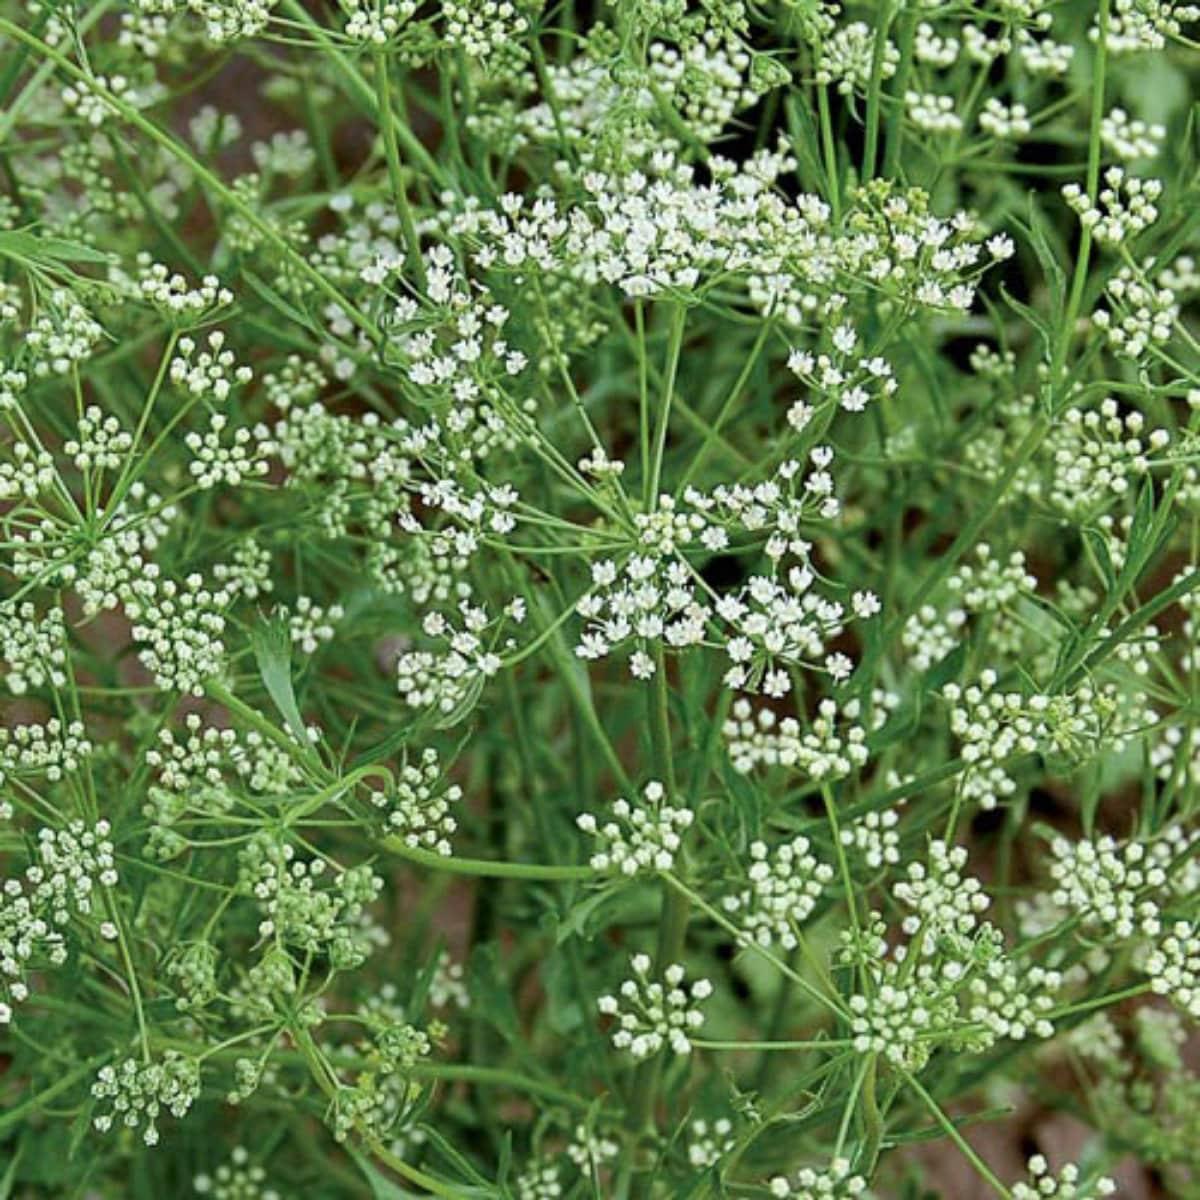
[1062,169,1162,246]
[0,439,55,500]
[1048,835,1167,939]
[1092,263,1178,360]
[723,697,873,781]
[516,1162,562,1200]
[251,130,315,177]
[147,715,300,798]
[237,835,384,967]
[0,819,117,1022]
[1143,920,1200,1018]
[596,955,711,1059]
[1101,108,1164,161]
[1099,0,1199,54]
[722,837,834,950]
[769,1157,869,1198]
[124,571,230,696]
[66,405,134,473]
[966,950,1061,1042]
[577,780,693,875]
[565,1124,619,1171]
[686,1117,735,1168]
[1010,1156,1115,1199]
[979,98,1031,139]
[91,1052,201,1146]
[816,22,897,94]
[904,543,1036,672]
[847,971,958,1069]
[371,747,462,856]
[62,74,134,127]
[26,291,103,375]
[341,0,418,44]
[914,22,960,66]
[287,596,344,654]
[213,537,274,601]
[396,598,523,717]
[443,0,529,65]
[137,260,234,321]
[945,672,1151,807]
[169,331,253,401]
[186,413,274,489]
[1046,400,1169,518]
[840,806,902,870]
[893,840,990,947]
[905,91,962,134]
[0,602,68,694]
[0,719,92,784]
[194,1147,280,1199]
[429,949,470,1009]
[1017,30,1075,75]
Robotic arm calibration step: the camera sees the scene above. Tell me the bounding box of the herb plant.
[1,0,1199,1196]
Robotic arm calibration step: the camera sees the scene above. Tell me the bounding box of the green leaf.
[249,617,309,747]
[1082,527,1116,592]
[0,227,114,266]
[346,1148,421,1199]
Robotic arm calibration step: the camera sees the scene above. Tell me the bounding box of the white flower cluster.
[340,0,417,44]
[0,820,118,1023]
[1046,400,1169,518]
[237,834,384,969]
[1143,920,1200,1018]
[722,837,834,950]
[450,157,1007,324]
[137,260,234,321]
[893,840,990,946]
[596,955,711,1059]
[1048,833,1173,939]
[1093,262,1179,360]
[979,98,1031,139]
[395,597,525,717]
[786,326,897,422]
[66,406,132,472]
[288,596,344,654]
[194,1147,280,1199]
[185,414,273,489]
[565,1123,619,1171]
[944,671,1153,809]
[1100,0,1199,54]
[1063,169,1162,246]
[723,696,880,781]
[0,602,68,694]
[0,719,92,784]
[92,1052,201,1146]
[1101,108,1164,161]
[839,806,902,871]
[25,291,103,375]
[816,22,897,95]
[903,543,1036,672]
[169,331,253,401]
[371,747,462,856]
[577,780,693,875]
[768,1157,870,1198]
[429,950,469,1010]
[686,1117,735,1168]
[1010,1156,1115,1199]
[442,0,528,65]
[124,571,231,696]
[906,91,962,135]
